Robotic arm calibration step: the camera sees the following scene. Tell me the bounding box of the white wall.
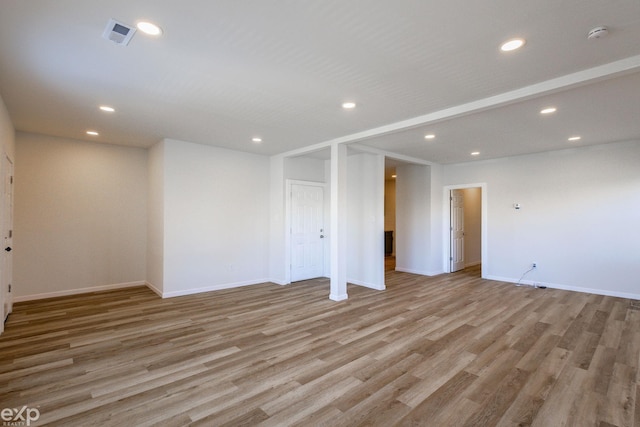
[161,139,270,296]
[428,163,444,274]
[347,153,385,290]
[269,155,287,284]
[14,132,147,299]
[146,140,165,293]
[284,156,326,182]
[462,187,482,267]
[443,140,640,299]
[396,164,437,275]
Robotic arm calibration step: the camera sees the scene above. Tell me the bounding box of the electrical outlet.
[532,263,537,268]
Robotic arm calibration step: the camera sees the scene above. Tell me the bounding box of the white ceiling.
[0,1,639,164]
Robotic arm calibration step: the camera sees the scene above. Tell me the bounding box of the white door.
[450,189,465,272]
[290,184,324,281]
[1,155,13,325]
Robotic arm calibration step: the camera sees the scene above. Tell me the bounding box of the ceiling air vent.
[102,19,136,46]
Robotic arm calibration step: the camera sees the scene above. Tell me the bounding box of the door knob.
[320,235,324,238]
[5,247,11,252]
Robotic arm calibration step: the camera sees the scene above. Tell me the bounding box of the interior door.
[450,189,465,272]
[2,155,13,324]
[290,184,324,282]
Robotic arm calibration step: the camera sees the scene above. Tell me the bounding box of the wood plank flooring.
[1,267,638,426]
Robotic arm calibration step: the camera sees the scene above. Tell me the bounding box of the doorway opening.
[384,165,396,272]
[444,184,486,277]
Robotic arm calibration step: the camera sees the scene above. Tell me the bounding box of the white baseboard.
[329,293,348,301]
[395,267,445,277]
[145,281,163,297]
[18,275,636,304]
[543,282,640,300]
[14,278,314,302]
[484,275,640,301]
[484,275,521,284]
[348,278,385,291]
[14,281,147,302]
[464,260,481,268]
[159,278,272,298]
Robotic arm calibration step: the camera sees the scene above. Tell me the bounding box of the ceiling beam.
[277,54,640,160]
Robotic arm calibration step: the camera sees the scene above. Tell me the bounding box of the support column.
[268,155,287,285]
[330,142,348,301]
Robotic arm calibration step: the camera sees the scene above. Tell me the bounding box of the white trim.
[348,278,386,291]
[145,281,163,297]
[13,281,147,302]
[485,275,528,284]
[1,153,14,333]
[465,261,482,268]
[442,183,488,277]
[285,179,328,285]
[485,275,640,301]
[329,293,348,301]
[395,267,444,277]
[160,279,271,298]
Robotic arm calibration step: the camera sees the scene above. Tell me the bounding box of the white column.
[330,142,348,301]
[427,163,445,275]
[268,155,287,285]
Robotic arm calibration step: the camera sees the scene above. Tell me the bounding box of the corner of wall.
[145,281,164,298]
[269,155,286,284]
[146,140,165,294]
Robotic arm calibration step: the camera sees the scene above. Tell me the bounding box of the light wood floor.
[1,267,639,426]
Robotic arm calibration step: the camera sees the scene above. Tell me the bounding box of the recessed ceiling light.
[540,107,557,114]
[86,130,99,136]
[136,21,162,36]
[500,38,526,52]
[252,137,262,143]
[471,151,480,156]
[99,105,115,113]
[342,102,356,109]
[568,136,582,141]
[391,174,397,178]
[424,134,436,140]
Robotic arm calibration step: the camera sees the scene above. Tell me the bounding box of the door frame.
[450,189,465,272]
[285,179,327,284]
[1,154,13,333]
[443,183,487,276]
